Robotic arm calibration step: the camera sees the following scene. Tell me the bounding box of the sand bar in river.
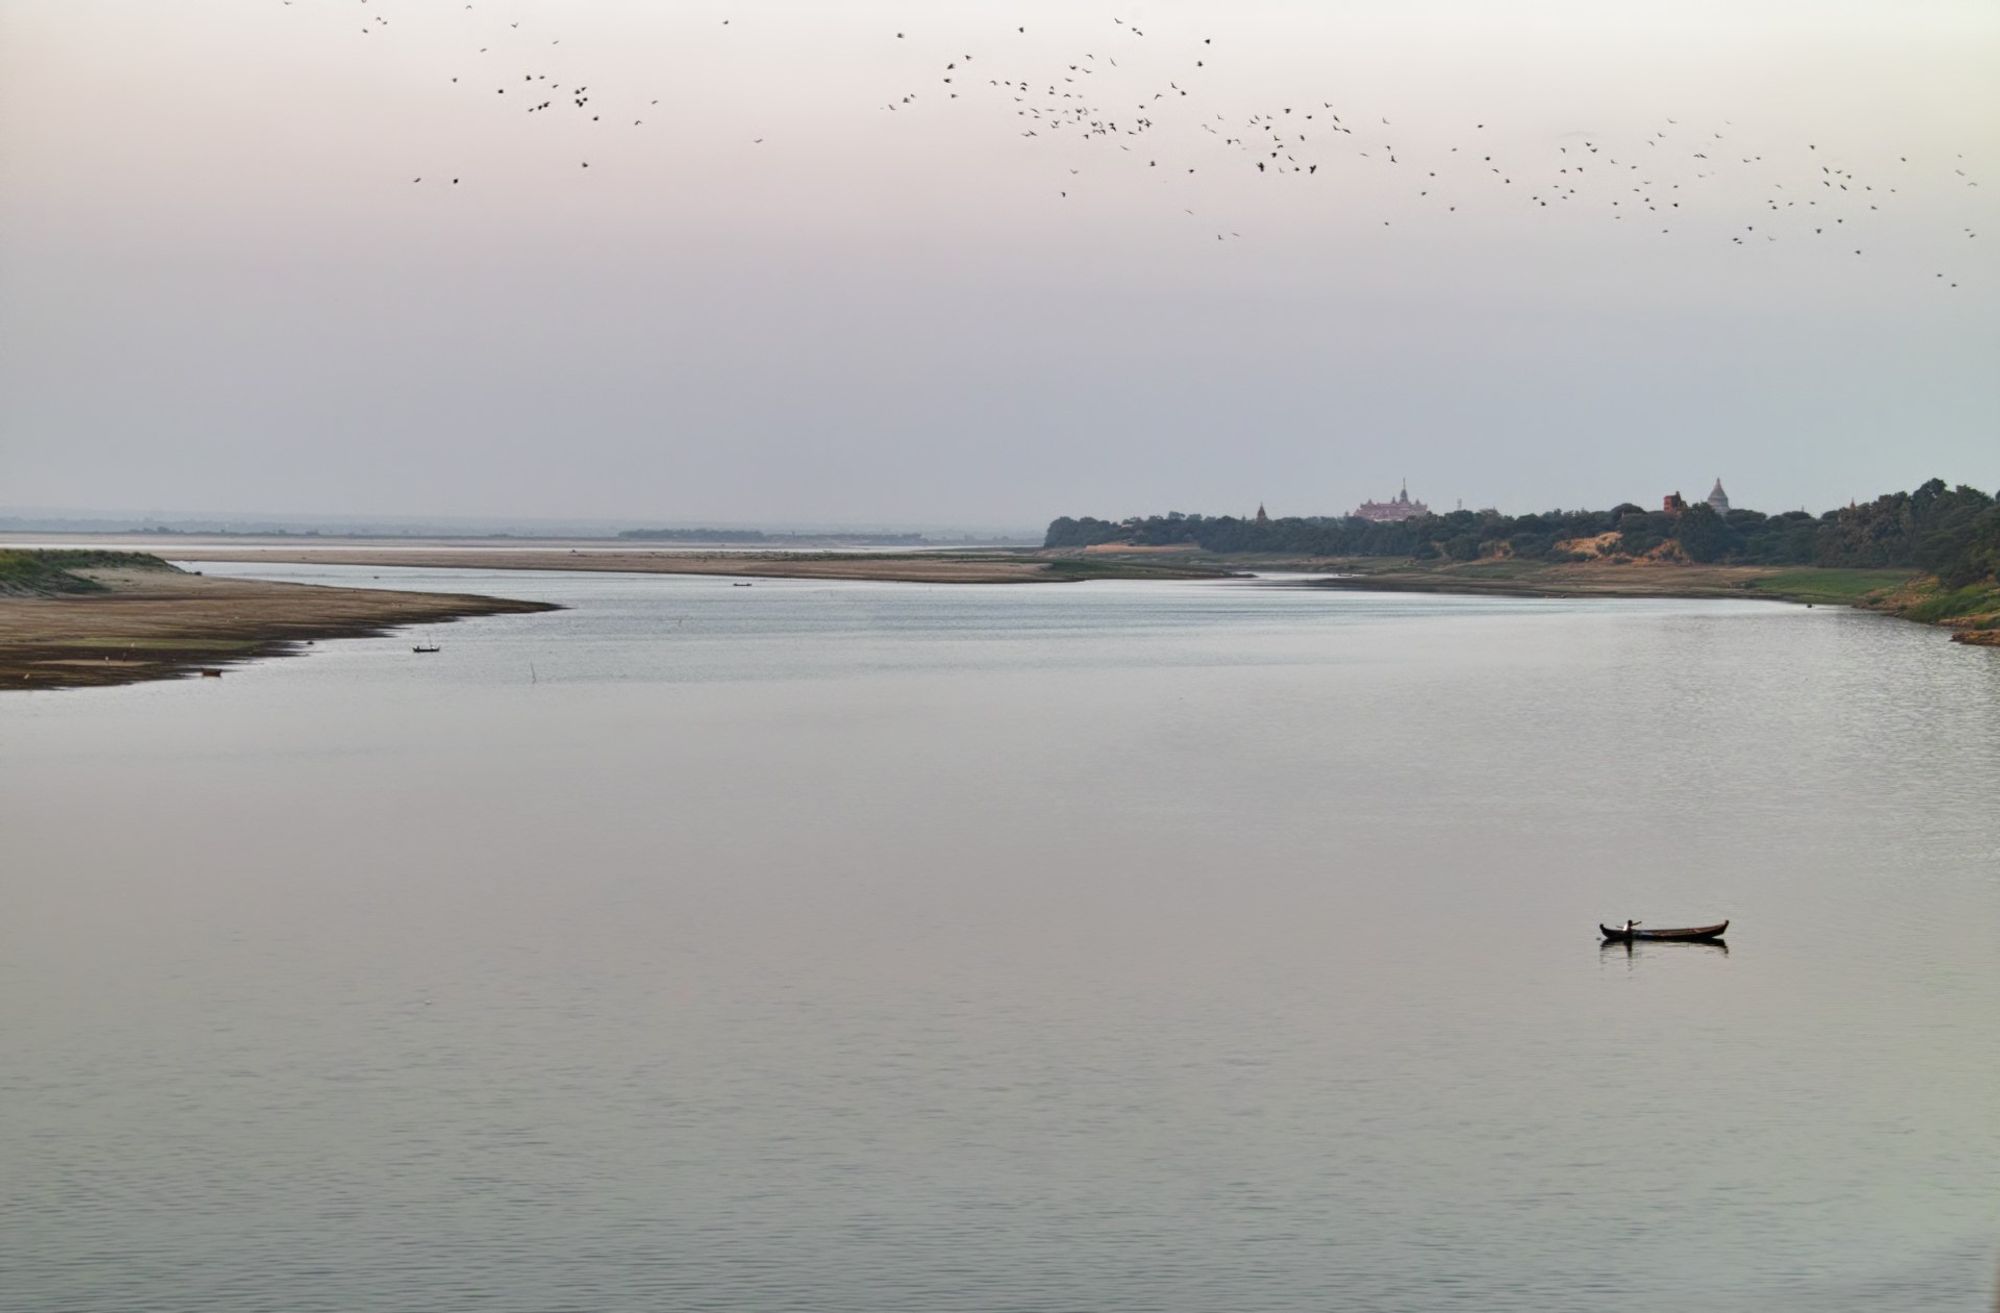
[0,568,558,690]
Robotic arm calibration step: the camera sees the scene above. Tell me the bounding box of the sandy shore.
[1,568,558,690]
[168,547,1228,584]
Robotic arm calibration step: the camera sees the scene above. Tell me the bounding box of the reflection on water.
[1600,938,1732,961]
[3,564,1997,1313]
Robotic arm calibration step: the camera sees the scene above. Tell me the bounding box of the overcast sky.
[2,0,1995,528]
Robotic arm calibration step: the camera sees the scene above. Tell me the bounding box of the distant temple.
[1663,481,1729,516]
[1254,503,1270,524]
[1352,481,1430,523]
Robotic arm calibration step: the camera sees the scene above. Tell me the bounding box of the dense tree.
[1672,504,1729,563]
[1044,481,2000,584]
[1043,516,1130,548]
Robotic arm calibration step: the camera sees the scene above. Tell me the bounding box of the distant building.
[1353,482,1430,523]
[1254,503,1270,524]
[1663,491,1688,515]
[1706,479,1730,515]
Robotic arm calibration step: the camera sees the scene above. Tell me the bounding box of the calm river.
[4,563,1997,1312]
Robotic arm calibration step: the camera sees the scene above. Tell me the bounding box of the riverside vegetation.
[1046,479,2000,644]
[0,549,167,596]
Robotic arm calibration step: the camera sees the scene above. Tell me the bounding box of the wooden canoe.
[1599,921,1728,942]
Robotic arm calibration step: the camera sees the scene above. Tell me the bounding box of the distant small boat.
[199,668,223,678]
[732,582,753,587]
[412,644,441,654]
[1599,920,1728,942]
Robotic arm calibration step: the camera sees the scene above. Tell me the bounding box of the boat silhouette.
[1599,920,1728,943]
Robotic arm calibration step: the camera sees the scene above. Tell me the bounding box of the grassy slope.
[0,550,178,597]
[1867,577,2000,644]
[1740,568,1914,605]
[1736,568,2000,640]
[1899,582,2000,626]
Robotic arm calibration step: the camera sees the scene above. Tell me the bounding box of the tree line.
[1046,479,2000,585]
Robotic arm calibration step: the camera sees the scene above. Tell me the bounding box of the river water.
[4,563,1997,1312]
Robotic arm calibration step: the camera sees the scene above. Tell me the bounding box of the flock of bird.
[305,1,1984,287]
[878,14,1984,283]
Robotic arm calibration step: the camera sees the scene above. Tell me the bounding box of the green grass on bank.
[0,550,176,597]
[1902,582,2000,624]
[1743,569,2000,627]
[1742,568,1913,604]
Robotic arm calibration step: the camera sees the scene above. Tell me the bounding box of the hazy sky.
[3,0,1995,527]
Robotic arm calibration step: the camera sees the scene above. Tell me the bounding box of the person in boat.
[1621,919,1641,935]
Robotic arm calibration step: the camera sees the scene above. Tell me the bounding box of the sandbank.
[166,547,1231,584]
[1,567,557,690]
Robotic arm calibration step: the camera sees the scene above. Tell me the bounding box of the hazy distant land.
[7,496,1997,692]
[1048,479,2000,646]
[129,546,1239,586]
[0,547,1227,689]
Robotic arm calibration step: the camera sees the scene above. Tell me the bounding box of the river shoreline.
[0,567,559,690]
[170,543,1999,644]
[1271,556,2000,645]
[164,546,1234,585]
[6,548,1991,695]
